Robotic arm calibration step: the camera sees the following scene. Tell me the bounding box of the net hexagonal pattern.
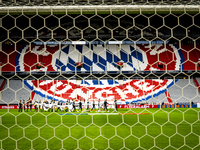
[0,2,200,150]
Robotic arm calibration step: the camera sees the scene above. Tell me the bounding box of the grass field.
[0,108,200,150]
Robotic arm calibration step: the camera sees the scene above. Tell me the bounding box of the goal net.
[0,1,200,150]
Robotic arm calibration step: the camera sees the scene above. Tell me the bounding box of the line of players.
[18,99,39,112]
[18,98,118,112]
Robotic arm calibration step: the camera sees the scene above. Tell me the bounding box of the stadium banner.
[0,104,158,109]
[1,104,196,109]
[157,104,197,108]
[12,43,184,104]
[0,105,19,109]
[117,104,157,108]
[0,105,36,109]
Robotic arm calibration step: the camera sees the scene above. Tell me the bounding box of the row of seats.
[168,79,200,103]
[1,44,200,72]
[0,78,200,104]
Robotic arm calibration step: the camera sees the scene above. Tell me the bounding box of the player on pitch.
[79,99,82,112]
[22,100,26,112]
[87,99,90,112]
[91,100,96,111]
[114,98,118,112]
[29,99,33,112]
[18,100,22,112]
[98,99,101,112]
[72,99,76,112]
[103,99,109,112]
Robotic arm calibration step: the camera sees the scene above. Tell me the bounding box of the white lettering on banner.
[0,105,158,109]
[117,105,157,108]
[1,106,18,109]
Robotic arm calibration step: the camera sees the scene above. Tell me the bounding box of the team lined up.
[18,99,118,112]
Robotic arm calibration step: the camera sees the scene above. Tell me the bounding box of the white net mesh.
[0,1,200,150]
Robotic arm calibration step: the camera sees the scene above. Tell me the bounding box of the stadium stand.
[194,77,200,91]
[0,2,199,108]
[0,42,200,105]
[1,78,198,105]
[0,43,196,72]
[0,79,6,91]
[0,80,31,104]
[168,79,200,104]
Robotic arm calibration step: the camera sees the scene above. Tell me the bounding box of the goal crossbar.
[0,5,199,13]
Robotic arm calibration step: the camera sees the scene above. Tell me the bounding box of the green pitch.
[0,108,200,150]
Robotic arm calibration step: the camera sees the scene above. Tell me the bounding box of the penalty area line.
[59,113,89,115]
[119,113,150,115]
[59,113,150,115]
[88,113,150,115]
[88,113,119,115]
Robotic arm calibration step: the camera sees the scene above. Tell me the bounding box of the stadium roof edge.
[32,40,168,45]
[0,70,199,80]
[0,5,199,14]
